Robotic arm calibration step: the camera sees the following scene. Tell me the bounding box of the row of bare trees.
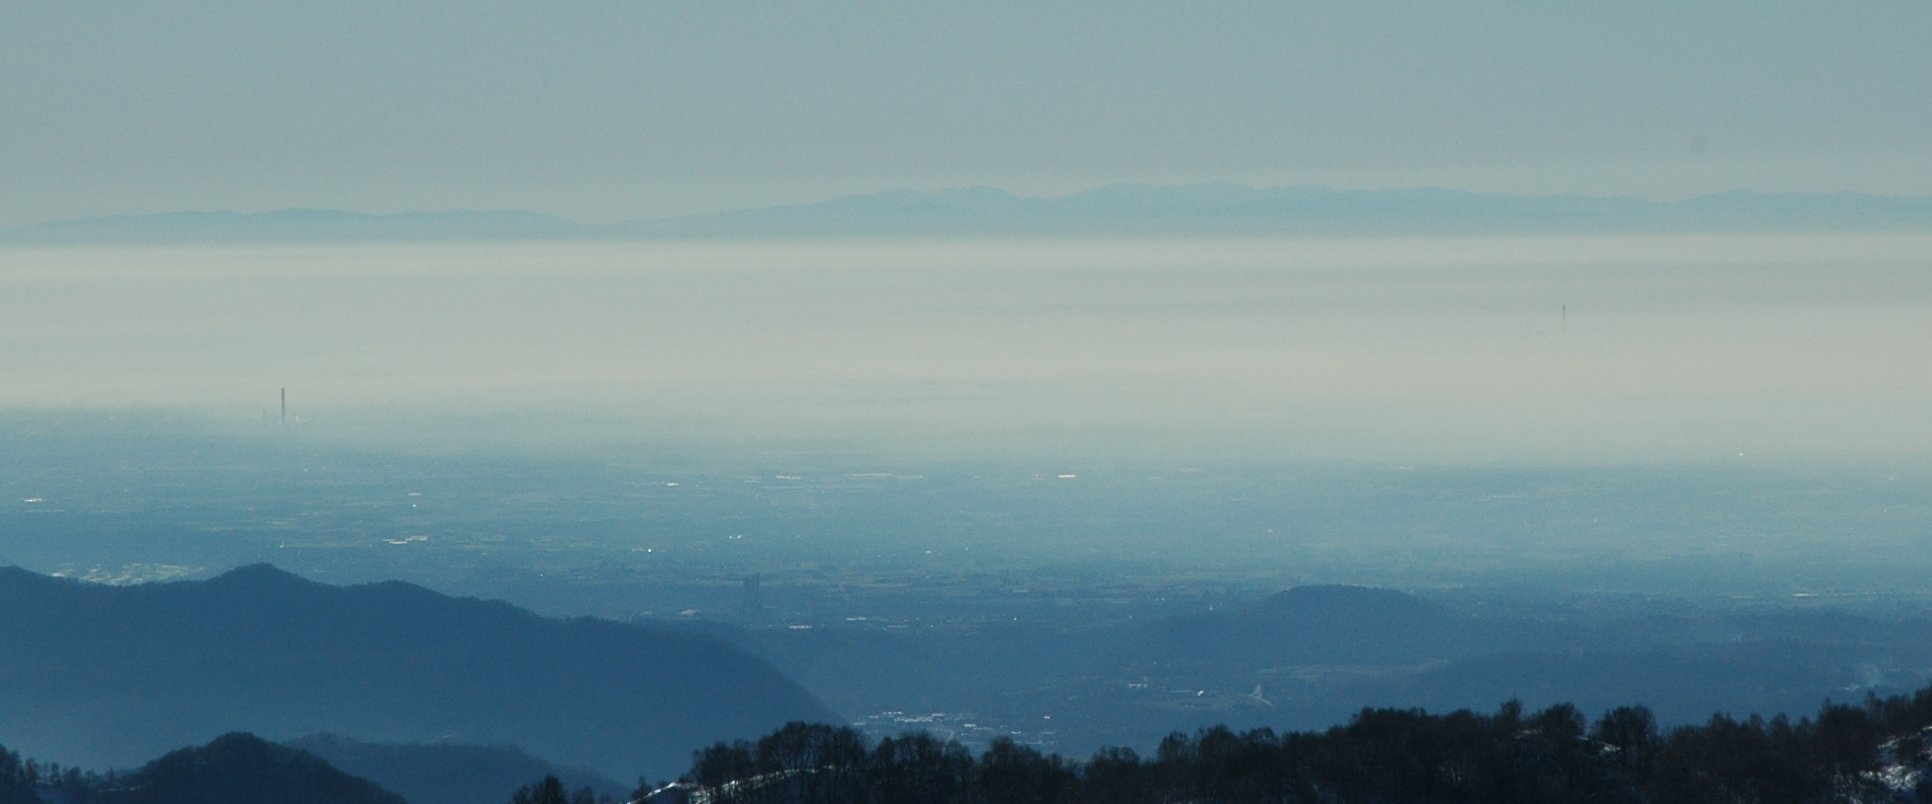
[647,686,1932,803]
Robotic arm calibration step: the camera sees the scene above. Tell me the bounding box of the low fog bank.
[2,235,1928,466]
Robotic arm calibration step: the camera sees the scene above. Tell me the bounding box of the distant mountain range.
[9,184,1932,243]
[0,564,833,779]
[634,184,1932,238]
[4,208,586,244]
[745,580,1932,757]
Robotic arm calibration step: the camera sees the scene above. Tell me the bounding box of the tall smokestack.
[280,387,287,427]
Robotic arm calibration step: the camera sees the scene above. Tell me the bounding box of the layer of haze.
[4,3,1932,225]
[4,236,1928,464]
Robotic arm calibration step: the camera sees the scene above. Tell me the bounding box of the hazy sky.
[4,2,1931,226]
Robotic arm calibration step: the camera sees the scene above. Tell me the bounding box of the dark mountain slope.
[105,732,407,804]
[285,733,627,804]
[0,565,834,779]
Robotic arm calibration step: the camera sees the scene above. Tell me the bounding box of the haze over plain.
[6,3,1929,465]
[4,236,1930,465]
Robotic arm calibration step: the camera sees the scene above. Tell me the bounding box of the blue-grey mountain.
[0,565,834,779]
[11,184,1932,243]
[631,184,1932,237]
[6,208,587,243]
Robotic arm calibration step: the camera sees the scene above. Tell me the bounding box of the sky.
[4,2,1932,227]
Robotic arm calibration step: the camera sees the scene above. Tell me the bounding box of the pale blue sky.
[4,2,1929,226]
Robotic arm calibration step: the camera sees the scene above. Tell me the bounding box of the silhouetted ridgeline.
[0,565,834,778]
[640,690,1932,803]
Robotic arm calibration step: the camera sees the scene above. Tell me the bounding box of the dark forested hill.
[0,745,37,804]
[286,733,627,804]
[0,565,835,778]
[106,733,407,804]
[0,733,406,804]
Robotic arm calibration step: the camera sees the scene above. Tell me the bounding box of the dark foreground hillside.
[8,670,1932,803]
[638,688,1932,803]
[0,564,835,778]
